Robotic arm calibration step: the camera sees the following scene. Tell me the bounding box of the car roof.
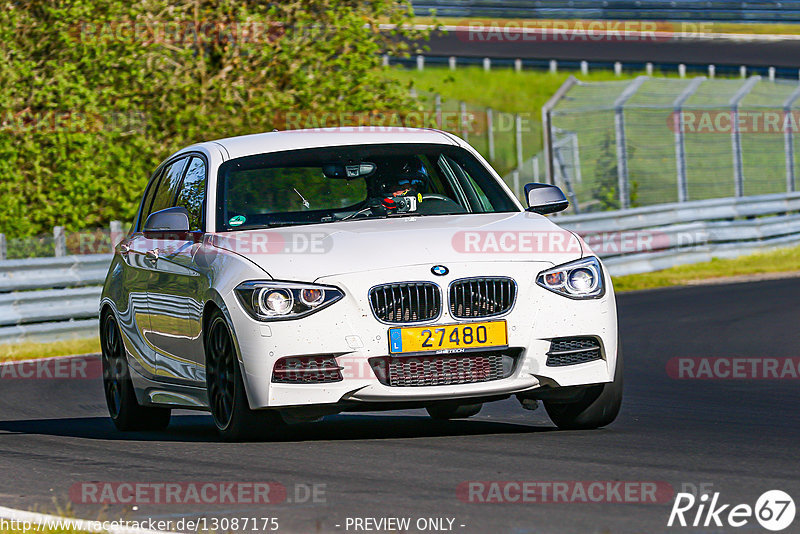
[180,127,461,161]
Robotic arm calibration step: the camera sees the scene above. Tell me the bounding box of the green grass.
[612,244,800,292]
[0,337,100,362]
[390,66,637,115]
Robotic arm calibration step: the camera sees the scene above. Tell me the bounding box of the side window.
[175,157,206,231]
[137,167,165,232]
[147,157,189,219]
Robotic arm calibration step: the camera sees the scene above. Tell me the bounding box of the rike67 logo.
[668,490,795,531]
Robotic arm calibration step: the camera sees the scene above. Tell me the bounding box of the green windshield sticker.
[229,215,246,227]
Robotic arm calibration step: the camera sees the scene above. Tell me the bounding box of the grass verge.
[0,337,100,362]
[612,245,800,292]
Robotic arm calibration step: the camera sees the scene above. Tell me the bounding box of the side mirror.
[144,207,190,236]
[524,183,569,215]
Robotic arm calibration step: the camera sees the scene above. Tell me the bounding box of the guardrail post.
[487,107,496,161]
[580,61,588,75]
[434,94,442,128]
[53,226,66,257]
[514,58,522,72]
[448,56,456,70]
[110,220,124,252]
[515,113,524,173]
[730,76,761,197]
[416,55,424,71]
[708,64,715,78]
[672,77,706,202]
[0,234,6,261]
[613,76,648,209]
[542,76,578,185]
[783,86,800,192]
[483,57,491,71]
[460,101,469,142]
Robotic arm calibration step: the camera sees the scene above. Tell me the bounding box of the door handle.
[145,248,160,263]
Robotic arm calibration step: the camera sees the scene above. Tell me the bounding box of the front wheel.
[101,312,171,431]
[205,311,284,442]
[544,350,623,430]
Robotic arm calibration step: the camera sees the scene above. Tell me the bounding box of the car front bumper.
[225,261,618,409]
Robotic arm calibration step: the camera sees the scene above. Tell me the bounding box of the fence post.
[382,54,389,67]
[783,86,800,192]
[730,76,761,197]
[515,113,524,173]
[580,61,588,75]
[542,76,578,185]
[708,64,715,78]
[435,94,442,129]
[549,60,558,74]
[646,62,653,76]
[416,55,424,71]
[0,233,6,261]
[460,101,469,142]
[483,57,491,71]
[110,220,124,252]
[487,107,496,161]
[614,62,622,76]
[672,77,706,202]
[54,226,66,257]
[514,58,522,72]
[448,56,456,70]
[613,76,648,209]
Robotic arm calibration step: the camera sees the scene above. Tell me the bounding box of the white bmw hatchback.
[100,127,622,440]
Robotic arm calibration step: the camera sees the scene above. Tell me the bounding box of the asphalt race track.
[424,29,800,69]
[1,279,799,533]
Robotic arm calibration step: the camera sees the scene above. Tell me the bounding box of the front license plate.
[388,321,507,354]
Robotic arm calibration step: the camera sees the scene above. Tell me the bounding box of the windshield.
[216,143,519,231]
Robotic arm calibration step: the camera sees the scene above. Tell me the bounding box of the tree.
[0,0,428,236]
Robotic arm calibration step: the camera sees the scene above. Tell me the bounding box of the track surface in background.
[425,29,800,68]
[1,279,799,533]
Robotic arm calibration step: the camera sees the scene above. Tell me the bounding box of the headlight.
[235,281,344,321]
[536,257,604,299]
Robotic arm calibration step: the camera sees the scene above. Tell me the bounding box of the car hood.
[210,212,585,281]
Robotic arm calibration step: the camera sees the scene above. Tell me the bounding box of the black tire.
[544,350,623,430]
[426,402,483,420]
[101,312,171,431]
[205,311,284,442]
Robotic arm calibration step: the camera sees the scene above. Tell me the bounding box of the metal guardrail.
[0,255,109,345]
[558,192,800,276]
[2,192,800,344]
[411,0,800,22]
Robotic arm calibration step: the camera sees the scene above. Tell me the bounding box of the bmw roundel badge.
[431,265,449,276]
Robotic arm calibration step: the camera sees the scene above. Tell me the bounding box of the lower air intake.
[546,337,603,367]
[369,351,518,387]
[272,356,343,383]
